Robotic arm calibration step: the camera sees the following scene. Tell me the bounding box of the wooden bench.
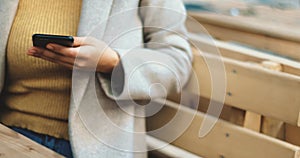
[0,124,63,158]
[147,11,300,158]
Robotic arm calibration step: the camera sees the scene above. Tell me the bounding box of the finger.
[73,37,86,46]
[31,52,92,71]
[36,54,75,70]
[33,47,75,65]
[73,36,102,46]
[46,44,79,58]
[27,47,40,55]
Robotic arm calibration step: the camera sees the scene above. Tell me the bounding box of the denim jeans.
[10,127,73,158]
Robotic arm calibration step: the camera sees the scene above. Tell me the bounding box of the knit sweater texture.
[0,0,82,140]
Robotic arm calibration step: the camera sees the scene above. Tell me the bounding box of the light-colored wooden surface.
[189,33,299,138]
[182,10,300,156]
[187,12,300,43]
[242,60,285,138]
[261,117,285,139]
[147,100,300,158]
[185,50,300,126]
[187,12,300,61]
[147,135,202,158]
[188,33,300,76]
[0,124,63,158]
[260,60,285,139]
[243,111,261,132]
[167,94,246,127]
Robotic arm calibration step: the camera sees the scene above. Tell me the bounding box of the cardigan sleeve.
[98,0,193,100]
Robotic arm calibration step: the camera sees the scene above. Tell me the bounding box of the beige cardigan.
[0,0,192,157]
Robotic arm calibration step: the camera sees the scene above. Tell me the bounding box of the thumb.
[73,37,86,47]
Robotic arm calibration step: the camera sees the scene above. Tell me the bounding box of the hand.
[27,37,120,73]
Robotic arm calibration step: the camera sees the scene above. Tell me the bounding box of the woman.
[0,0,192,157]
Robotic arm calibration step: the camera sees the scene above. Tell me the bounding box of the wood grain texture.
[188,33,300,76]
[146,135,202,158]
[189,34,299,137]
[147,100,300,158]
[261,117,285,139]
[187,13,300,61]
[260,61,285,139]
[244,111,261,132]
[188,12,300,43]
[0,124,63,158]
[185,51,300,126]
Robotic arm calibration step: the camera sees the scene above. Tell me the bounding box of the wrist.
[96,49,120,73]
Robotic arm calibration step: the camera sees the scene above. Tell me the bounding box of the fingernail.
[46,44,53,50]
[28,49,36,54]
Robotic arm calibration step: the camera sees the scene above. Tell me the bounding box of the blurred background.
[184,0,300,28]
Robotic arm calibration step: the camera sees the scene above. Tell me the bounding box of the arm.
[100,0,193,100]
[27,0,192,100]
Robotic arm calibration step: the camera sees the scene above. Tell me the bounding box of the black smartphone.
[32,34,74,49]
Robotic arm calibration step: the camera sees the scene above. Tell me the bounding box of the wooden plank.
[196,97,245,126]
[0,124,63,158]
[261,117,285,139]
[167,93,246,126]
[188,12,300,43]
[244,111,261,132]
[201,23,300,61]
[188,33,300,76]
[189,34,299,133]
[227,107,245,127]
[185,52,300,126]
[260,61,285,139]
[187,12,300,61]
[286,124,300,146]
[146,135,202,158]
[147,100,300,158]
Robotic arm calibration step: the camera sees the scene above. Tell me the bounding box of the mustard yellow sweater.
[0,0,82,140]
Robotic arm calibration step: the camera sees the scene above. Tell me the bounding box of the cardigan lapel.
[71,0,115,108]
[69,0,137,157]
[77,0,114,37]
[0,0,19,92]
